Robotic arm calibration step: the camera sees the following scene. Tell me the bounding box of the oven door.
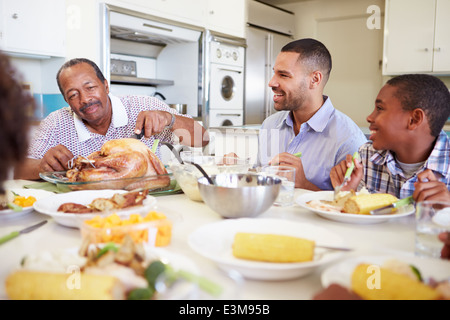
[209,64,244,110]
[209,109,243,127]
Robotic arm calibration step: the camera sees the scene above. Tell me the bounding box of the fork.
[334,152,359,200]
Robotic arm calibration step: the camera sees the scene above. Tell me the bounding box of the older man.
[15,58,208,180]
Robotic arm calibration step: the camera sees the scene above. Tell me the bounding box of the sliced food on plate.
[57,189,150,214]
[306,189,399,215]
[33,189,158,228]
[296,190,415,224]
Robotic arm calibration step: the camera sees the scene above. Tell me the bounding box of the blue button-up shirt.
[257,96,367,190]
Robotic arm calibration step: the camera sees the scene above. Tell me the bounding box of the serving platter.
[0,188,54,220]
[33,189,157,228]
[188,218,347,281]
[296,191,415,224]
[40,170,178,193]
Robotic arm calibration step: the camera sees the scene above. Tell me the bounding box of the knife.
[334,151,359,200]
[131,128,144,140]
[369,196,414,215]
[0,220,47,245]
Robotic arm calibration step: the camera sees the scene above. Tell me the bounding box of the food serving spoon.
[183,161,214,185]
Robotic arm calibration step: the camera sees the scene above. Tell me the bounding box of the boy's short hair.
[387,74,450,137]
[281,38,332,83]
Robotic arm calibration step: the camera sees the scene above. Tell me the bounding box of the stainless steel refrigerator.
[244,1,295,125]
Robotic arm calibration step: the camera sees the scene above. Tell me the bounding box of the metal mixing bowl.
[197,173,281,218]
[170,155,252,202]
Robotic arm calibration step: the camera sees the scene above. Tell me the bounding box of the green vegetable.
[165,265,223,297]
[177,269,223,297]
[7,202,22,212]
[410,264,423,282]
[96,242,118,258]
[127,287,154,300]
[145,260,166,289]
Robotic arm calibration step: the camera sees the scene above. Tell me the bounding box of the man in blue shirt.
[257,38,367,191]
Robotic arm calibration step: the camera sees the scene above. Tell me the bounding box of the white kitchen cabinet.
[106,0,246,39]
[383,0,450,75]
[205,0,246,39]
[0,0,65,58]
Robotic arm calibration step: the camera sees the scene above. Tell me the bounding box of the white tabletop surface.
[0,180,447,300]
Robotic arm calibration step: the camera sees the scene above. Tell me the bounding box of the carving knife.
[369,196,414,215]
[0,220,47,245]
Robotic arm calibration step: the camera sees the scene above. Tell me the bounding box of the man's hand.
[269,152,320,191]
[135,110,174,138]
[40,144,74,172]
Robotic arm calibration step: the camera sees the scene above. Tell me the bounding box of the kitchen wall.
[274,0,450,129]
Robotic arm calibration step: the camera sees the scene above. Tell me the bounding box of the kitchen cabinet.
[106,0,246,38]
[0,0,65,58]
[383,0,450,75]
[205,0,246,39]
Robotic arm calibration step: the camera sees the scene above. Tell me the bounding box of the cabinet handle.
[423,48,429,52]
[12,13,18,19]
[434,47,441,52]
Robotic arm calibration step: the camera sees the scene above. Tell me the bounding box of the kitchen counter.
[0,180,449,303]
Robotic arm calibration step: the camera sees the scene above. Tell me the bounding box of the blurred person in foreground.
[256,38,367,191]
[14,58,209,180]
[0,51,35,202]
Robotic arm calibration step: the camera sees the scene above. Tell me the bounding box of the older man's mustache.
[80,100,101,112]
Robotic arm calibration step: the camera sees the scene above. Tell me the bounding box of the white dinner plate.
[321,253,450,290]
[296,191,415,224]
[0,188,54,220]
[188,218,348,281]
[11,246,200,300]
[33,190,157,228]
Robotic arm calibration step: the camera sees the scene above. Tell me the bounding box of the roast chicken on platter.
[66,139,170,190]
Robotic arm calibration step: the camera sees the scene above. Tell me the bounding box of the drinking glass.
[263,166,295,206]
[415,201,450,258]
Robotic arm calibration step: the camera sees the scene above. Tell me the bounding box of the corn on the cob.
[351,264,441,300]
[232,232,315,263]
[6,270,125,300]
[343,193,398,214]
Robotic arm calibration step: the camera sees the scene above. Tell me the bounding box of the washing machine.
[208,38,245,127]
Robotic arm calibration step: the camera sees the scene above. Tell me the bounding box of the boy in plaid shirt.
[331,74,450,200]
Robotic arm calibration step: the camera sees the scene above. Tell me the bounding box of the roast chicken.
[66,139,170,190]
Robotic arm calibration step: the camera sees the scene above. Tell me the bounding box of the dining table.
[1,179,449,302]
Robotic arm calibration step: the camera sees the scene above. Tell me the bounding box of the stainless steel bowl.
[197,173,281,218]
